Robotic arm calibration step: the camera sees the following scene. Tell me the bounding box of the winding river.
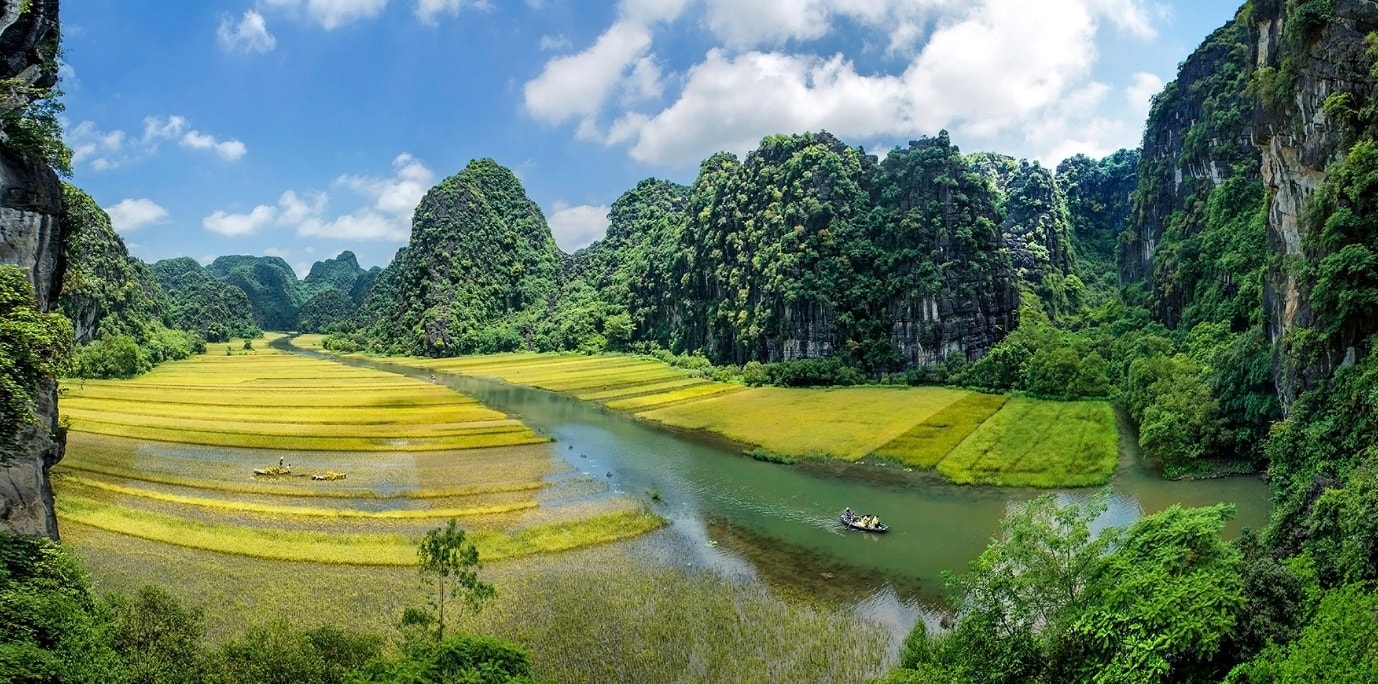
[311,344,1272,612]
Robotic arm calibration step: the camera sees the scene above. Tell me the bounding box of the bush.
[70,334,146,378]
[355,634,532,684]
[766,357,865,387]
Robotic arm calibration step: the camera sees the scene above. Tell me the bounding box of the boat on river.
[841,515,888,533]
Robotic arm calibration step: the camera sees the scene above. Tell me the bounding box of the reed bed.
[871,392,1010,468]
[935,397,1118,487]
[57,495,664,565]
[62,525,893,682]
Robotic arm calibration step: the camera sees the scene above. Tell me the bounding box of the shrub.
[766,357,864,387]
[70,334,146,379]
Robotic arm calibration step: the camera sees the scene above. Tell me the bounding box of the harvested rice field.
[371,350,1121,487]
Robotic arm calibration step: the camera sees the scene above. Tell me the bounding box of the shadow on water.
[279,339,1272,621]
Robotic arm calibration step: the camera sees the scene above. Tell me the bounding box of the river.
[310,345,1272,614]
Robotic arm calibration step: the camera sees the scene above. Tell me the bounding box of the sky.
[60,0,1244,276]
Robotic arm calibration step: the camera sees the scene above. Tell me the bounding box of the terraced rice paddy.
[377,350,1122,487]
[55,339,663,567]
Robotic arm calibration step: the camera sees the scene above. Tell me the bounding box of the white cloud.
[524,21,655,125]
[270,153,437,241]
[145,115,248,161]
[203,205,278,236]
[572,0,1162,167]
[66,120,127,170]
[262,0,391,30]
[415,0,488,25]
[278,190,329,225]
[218,10,276,53]
[180,130,248,161]
[522,0,691,135]
[1126,71,1165,117]
[539,34,571,51]
[263,247,290,258]
[546,203,610,252]
[104,198,168,233]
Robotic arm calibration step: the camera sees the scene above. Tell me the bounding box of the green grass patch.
[935,397,1118,487]
[870,392,1009,468]
[56,495,665,565]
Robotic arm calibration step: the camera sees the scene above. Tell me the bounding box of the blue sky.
[61,0,1243,276]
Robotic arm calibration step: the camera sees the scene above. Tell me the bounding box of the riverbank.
[309,342,1119,488]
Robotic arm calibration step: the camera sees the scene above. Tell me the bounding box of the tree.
[417,519,495,641]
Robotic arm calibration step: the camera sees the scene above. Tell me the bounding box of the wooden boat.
[841,515,889,533]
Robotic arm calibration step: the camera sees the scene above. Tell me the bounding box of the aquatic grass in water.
[871,392,1010,468]
[57,475,539,519]
[57,495,664,565]
[62,524,893,682]
[936,397,1118,487]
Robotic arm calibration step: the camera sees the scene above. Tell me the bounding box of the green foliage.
[0,73,71,176]
[416,519,495,641]
[208,255,305,331]
[153,257,261,342]
[766,357,865,387]
[1265,353,1378,552]
[898,496,1244,683]
[212,618,382,684]
[0,265,72,464]
[1301,138,1378,352]
[298,288,356,333]
[0,532,125,682]
[358,159,561,356]
[1302,462,1378,586]
[71,334,145,378]
[355,634,532,684]
[109,585,209,683]
[1227,583,1378,683]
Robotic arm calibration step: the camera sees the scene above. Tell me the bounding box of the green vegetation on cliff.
[151,257,260,343]
[357,158,561,355]
[0,265,70,464]
[59,185,204,378]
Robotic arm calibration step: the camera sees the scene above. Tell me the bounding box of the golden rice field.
[60,343,546,452]
[372,349,1121,488]
[55,338,665,566]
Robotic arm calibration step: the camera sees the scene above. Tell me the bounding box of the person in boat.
[843,507,855,523]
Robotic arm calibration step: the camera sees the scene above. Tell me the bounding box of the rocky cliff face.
[1252,0,1378,406]
[1123,11,1259,327]
[0,0,65,538]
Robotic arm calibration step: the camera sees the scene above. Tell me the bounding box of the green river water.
[329,350,1272,615]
